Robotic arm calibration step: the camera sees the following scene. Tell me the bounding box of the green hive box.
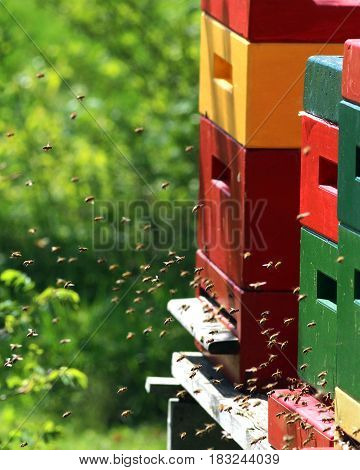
[298,228,338,395]
[338,100,360,233]
[304,55,343,124]
[337,224,360,403]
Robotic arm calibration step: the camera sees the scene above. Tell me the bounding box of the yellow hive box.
[199,13,343,148]
[335,387,360,443]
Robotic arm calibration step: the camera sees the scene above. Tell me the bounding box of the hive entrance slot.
[318,156,337,194]
[199,287,237,327]
[317,271,337,310]
[213,54,233,91]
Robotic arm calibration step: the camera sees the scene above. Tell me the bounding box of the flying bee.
[274,261,282,269]
[284,318,295,326]
[262,261,273,269]
[6,131,15,137]
[59,338,71,344]
[10,251,22,258]
[179,432,187,440]
[78,247,88,253]
[126,332,135,340]
[307,321,316,328]
[176,354,186,362]
[143,223,151,231]
[62,411,72,419]
[76,94,85,101]
[134,127,144,134]
[176,390,187,399]
[94,216,104,222]
[302,145,311,156]
[70,111,77,120]
[192,203,204,214]
[23,260,34,267]
[117,386,128,394]
[121,410,132,418]
[249,281,267,290]
[51,246,61,253]
[143,326,152,335]
[27,329,38,338]
[169,289,177,296]
[318,371,328,379]
[84,195,95,204]
[42,143,52,151]
[296,212,310,221]
[28,228,37,234]
[25,179,34,187]
[164,317,173,325]
[20,442,28,448]
[125,308,135,314]
[300,363,309,371]
[336,256,345,264]
[204,423,216,432]
[180,271,190,277]
[233,383,244,390]
[243,252,251,259]
[211,379,223,386]
[160,328,168,337]
[298,294,307,302]
[57,257,66,264]
[145,307,154,315]
[64,281,75,288]
[10,344,22,351]
[229,308,240,315]
[71,176,80,183]
[122,271,132,278]
[185,145,194,153]
[161,181,170,190]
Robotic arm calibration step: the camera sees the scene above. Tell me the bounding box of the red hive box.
[300,113,339,242]
[268,389,335,450]
[343,39,360,104]
[201,0,360,43]
[198,116,300,291]
[195,250,298,389]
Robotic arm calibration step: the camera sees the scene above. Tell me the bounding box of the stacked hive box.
[268,41,360,450]
[335,39,360,445]
[267,55,342,451]
[194,2,347,392]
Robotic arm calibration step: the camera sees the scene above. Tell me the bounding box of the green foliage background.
[0,0,199,449]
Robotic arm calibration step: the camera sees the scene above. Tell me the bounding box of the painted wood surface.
[171,351,272,450]
[198,116,300,291]
[168,297,239,354]
[268,389,334,450]
[298,228,338,395]
[199,13,343,147]
[201,0,360,43]
[342,39,360,105]
[304,56,343,124]
[337,225,360,403]
[338,100,360,233]
[335,387,360,444]
[300,113,339,242]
